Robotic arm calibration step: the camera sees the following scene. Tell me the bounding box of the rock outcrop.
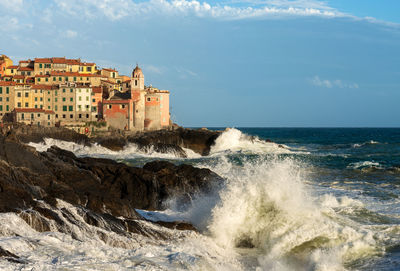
[7,124,221,157]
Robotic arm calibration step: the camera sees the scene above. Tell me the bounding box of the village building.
[13,108,55,127]
[0,55,13,77]
[0,55,171,131]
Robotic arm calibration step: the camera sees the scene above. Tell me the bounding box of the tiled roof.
[92,86,102,93]
[80,62,95,66]
[13,75,26,79]
[17,67,34,71]
[35,58,52,63]
[6,65,18,69]
[31,84,58,90]
[103,68,117,72]
[0,81,16,86]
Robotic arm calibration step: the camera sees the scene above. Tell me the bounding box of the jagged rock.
[0,132,223,238]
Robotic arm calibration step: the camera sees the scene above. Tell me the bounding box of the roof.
[13,75,26,79]
[0,81,16,86]
[6,65,18,69]
[92,86,102,93]
[103,99,130,104]
[19,60,31,63]
[35,58,52,63]
[103,68,117,72]
[80,62,95,66]
[65,59,80,65]
[35,74,50,78]
[110,91,131,100]
[15,108,45,113]
[31,84,58,90]
[17,67,34,71]
[52,57,67,64]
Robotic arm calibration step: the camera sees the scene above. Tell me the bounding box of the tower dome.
[132,64,143,78]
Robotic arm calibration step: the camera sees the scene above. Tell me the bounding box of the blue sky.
[0,0,399,127]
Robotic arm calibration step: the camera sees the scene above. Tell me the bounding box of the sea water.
[2,128,400,270]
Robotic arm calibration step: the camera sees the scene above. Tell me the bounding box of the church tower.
[131,64,145,130]
[131,64,144,90]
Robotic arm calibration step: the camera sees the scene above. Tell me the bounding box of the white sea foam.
[28,138,201,159]
[347,161,381,169]
[352,140,380,148]
[209,128,294,155]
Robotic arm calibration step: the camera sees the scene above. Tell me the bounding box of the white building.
[75,85,92,121]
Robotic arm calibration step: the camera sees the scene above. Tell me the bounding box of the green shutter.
[63,106,67,111]
[69,106,73,111]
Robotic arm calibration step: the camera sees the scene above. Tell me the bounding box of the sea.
[2,127,400,270]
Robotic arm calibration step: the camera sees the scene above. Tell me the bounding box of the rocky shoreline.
[8,124,221,157]
[0,125,224,264]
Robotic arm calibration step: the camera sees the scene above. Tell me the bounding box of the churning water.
[2,127,400,270]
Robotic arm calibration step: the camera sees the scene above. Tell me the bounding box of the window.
[45,78,48,82]
[25,103,28,107]
[0,97,2,102]
[86,77,89,81]
[40,105,43,109]
[35,105,38,109]
[79,96,82,101]
[48,91,50,95]
[107,104,112,109]
[86,97,89,101]
[21,113,24,119]
[48,98,50,102]
[86,114,89,118]
[39,64,42,68]
[6,105,9,111]
[55,90,58,96]
[0,87,2,94]
[38,78,41,82]
[70,98,73,102]
[55,98,58,102]
[70,89,73,93]
[78,89,81,93]
[79,114,82,118]
[48,106,50,109]
[62,98,66,102]
[0,105,2,111]
[55,105,58,111]
[63,114,66,119]
[48,122,50,126]
[6,87,9,94]
[70,114,73,118]
[147,97,151,102]
[65,77,68,82]
[121,104,125,109]
[63,106,67,111]
[78,105,81,109]
[17,102,21,107]
[59,77,62,81]
[85,105,89,109]
[87,67,92,72]
[63,89,66,93]
[40,97,43,101]
[35,97,38,101]
[38,113,40,117]
[6,97,8,102]
[74,77,77,81]
[69,106,73,111]
[48,115,50,120]
[135,80,137,86]
[53,77,56,81]
[25,92,29,97]
[92,98,95,102]
[55,114,58,118]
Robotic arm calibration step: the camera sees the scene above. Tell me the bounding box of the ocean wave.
[209,128,299,156]
[352,140,380,148]
[193,157,396,270]
[28,138,201,160]
[347,161,381,170]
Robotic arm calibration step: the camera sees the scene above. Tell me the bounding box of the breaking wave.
[28,138,201,160]
[209,128,295,155]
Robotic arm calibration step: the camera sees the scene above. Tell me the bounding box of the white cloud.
[0,0,24,12]
[310,76,359,89]
[52,0,344,21]
[65,30,78,38]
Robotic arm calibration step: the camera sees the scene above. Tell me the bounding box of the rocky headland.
[9,124,221,157]
[0,125,224,263]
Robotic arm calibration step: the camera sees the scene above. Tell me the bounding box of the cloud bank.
[310,76,359,89]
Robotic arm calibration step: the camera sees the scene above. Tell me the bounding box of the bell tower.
[131,64,144,90]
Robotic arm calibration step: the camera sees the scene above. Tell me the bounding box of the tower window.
[135,80,137,86]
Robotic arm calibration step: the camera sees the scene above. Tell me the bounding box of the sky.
[0,0,399,127]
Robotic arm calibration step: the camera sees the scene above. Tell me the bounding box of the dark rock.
[0,131,223,239]
[127,127,221,156]
[0,247,26,264]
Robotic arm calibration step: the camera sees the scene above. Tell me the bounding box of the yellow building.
[79,62,97,74]
[0,55,13,77]
[0,81,16,121]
